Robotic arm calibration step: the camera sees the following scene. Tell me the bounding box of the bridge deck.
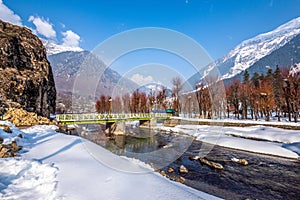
[56,113,171,125]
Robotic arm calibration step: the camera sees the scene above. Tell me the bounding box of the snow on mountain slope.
[208,17,300,80]
[139,83,172,96]
[42,39,83,55]
[290,63,300,75]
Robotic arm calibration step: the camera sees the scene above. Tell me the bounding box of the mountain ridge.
[42,39,83,55]
[48,51,138,112]
[188,16,300,86]
[215,16,300,80]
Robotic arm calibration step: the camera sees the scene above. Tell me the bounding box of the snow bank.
[282,142,300,154]
[0,121,25,145]
[159,124,300,159]
[223,126,300,143]
[173,117,300,128]
[0,158,58,200]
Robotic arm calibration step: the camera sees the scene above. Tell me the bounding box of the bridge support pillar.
[139,118,156,128]
[139,119,149,127]
[105,121,126,137]
[150,118,157,127]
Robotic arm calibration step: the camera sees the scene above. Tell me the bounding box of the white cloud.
[60,22,66,28]
[28,15,56,39]
[130,74,155,85]
[0,0,22,25]
[62,30,81,47]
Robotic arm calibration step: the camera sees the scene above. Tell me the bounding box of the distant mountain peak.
[42,39,83,55]
[240,16,300,48]
[187,17,300,86]
[206,17,300,81]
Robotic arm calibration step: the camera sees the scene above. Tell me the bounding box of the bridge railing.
[56,113,171,122]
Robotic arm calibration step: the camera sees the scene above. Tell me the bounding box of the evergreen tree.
[251,72,260,88]
[273,65,283,121]
[243,70,250,84]
[266,68,274,82]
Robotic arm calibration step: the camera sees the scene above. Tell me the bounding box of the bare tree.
[122,93,131,113]
[140,92,148,113]
[227,79,241,119]
[171,77,183,112]
[256,79,275,121]
[156,86,167,110]
[95,95,107,114]
[112,96,122,113]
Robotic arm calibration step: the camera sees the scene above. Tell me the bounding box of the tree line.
[225,66,299,122]
[95,65,299,123]
[95,77,183,114]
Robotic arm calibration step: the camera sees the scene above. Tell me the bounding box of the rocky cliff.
[0,20,56,117]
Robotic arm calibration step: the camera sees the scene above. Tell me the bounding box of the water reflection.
[78,124,193,169]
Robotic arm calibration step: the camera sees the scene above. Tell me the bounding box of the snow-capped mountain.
[205,17,300,81]
[138,83,172,97]
[42,39,83,55]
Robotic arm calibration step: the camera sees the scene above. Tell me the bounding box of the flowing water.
[76,124,300,200]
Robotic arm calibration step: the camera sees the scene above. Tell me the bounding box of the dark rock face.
[0,20,56,117]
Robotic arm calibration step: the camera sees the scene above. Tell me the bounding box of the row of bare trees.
[95,89,167,114]
[95,77,183,114]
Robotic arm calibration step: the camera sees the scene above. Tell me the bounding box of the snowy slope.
[0,122,217,200]
[42,39,83,55]
[206,17,300,80]
[290,62,300,75]
[138,83,172,96]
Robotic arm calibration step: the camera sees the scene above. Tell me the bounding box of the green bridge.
[56,113,171,125]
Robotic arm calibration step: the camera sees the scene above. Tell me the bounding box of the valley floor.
[0,118,299,200]
[0,121,217,200]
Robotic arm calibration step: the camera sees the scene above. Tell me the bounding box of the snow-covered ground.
[158,121,300,159]
[0,121,218,200]
[1,118,299,199]
[177,115,300,127]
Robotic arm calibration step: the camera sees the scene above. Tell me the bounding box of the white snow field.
[0,122,218,200]
[158,122,300,159]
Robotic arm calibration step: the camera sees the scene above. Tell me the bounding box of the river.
[75,124,300,200]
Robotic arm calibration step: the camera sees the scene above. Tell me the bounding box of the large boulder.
[0,20,56,118]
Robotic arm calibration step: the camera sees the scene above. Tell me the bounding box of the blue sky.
[1,0,300,86]
[2,0,300,59]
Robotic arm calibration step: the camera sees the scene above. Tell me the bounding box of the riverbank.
[158,139,300,200]
[160,118,300,159]
[165,117,300,130]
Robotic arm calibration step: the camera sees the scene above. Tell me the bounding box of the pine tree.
[243,70,250,84]
[266,68,274,82]
[251,72,260,88]
[273,65,283,121]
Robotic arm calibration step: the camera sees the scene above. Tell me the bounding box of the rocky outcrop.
[0,20,56,118]
[3,108,54,127]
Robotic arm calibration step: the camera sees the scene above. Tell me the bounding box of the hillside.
[48,51,137,112]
